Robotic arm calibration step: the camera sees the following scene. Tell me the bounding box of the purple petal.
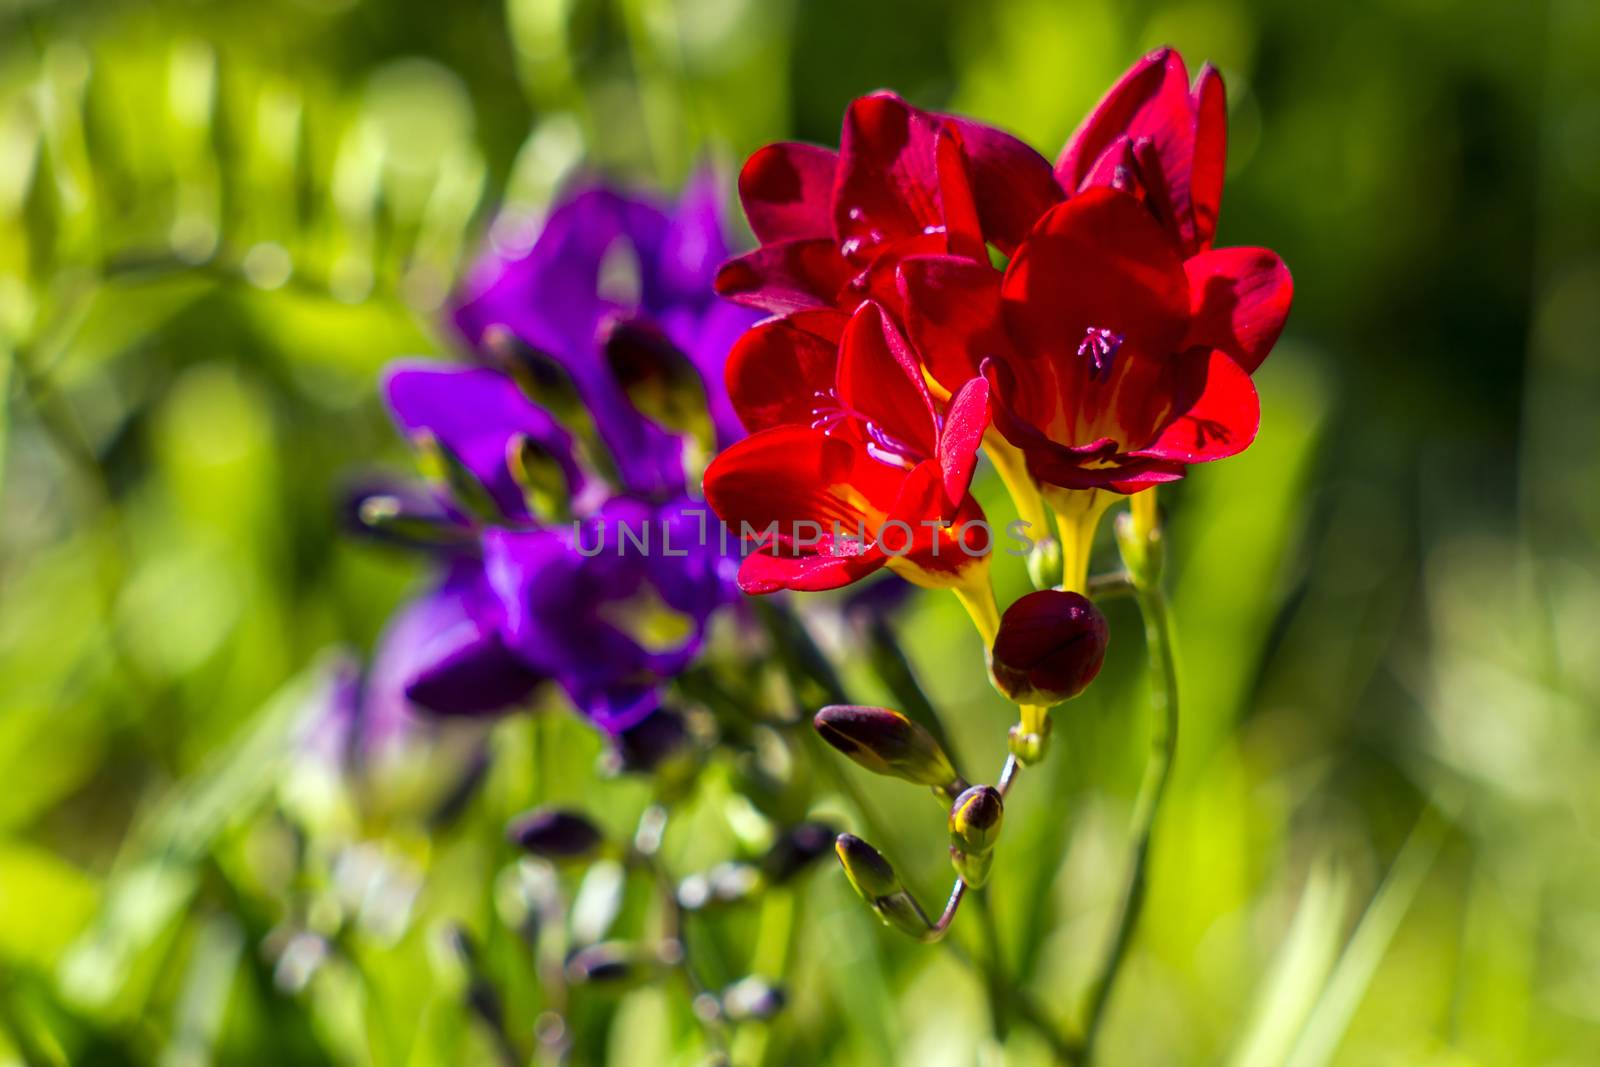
[377,562,545,718]
[452,186,687,498]
[384,363,582,520]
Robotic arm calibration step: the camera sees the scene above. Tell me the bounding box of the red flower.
[715,92,1059,319]
[1055,47,1227,257]
[702,303,991,593]
[901,186,1291,492]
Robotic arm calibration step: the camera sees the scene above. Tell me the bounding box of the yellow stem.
[1048,489,1114,594]
[1019,704,1050,738]
[953,569,1001,648]
[1130,486,1159,543]
[984,435,1050,544]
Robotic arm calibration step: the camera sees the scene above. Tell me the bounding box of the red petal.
[702,425,902,534]
[945,115,1064,253]
[725,310,848,433]
[837,303,939,459]
[715,239,853,315]
[884,465,992,584]
[938,376,990,512]
[935,126,986,261]
[982,357,1185,493]
[1189,65,1227,251]
[1055,48,1175,186]
[899,253,1010,395]
[737,548,885,594]
[1184,247,1292,373]
[1057,49,1222,255]
[1080,135,1142,195]
[739,142,840,244]
[1132,348,1260,463]
[834,93,948,249]
[1001,188,1190,364]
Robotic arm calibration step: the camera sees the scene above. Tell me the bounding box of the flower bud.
[507,433,572,521]
[344,478,471,551]
[948,786,1004,888]
[564,941,656,988]
[813,705,959,789]
[834,833,898,899]
[719,977,786,1022]
[948,786,1004,855]
[989,590,1109,706]
[761,821,838,884]
[601,315,713,449]
[506,809,604,862]
[1114,509,1164,587]
[610,707,695,777]
[1026,535,1064,591]
[949,846,994,889]
[1007,718,1052,765]
[834,833,931,939]
[413,430,501,521]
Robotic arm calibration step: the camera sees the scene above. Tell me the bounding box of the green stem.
[970,889,1012,1042]
[1079,579,1179,1061]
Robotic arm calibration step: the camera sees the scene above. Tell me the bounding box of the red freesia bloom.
[715,92,1059,319]
[1056,47,1227,258]
[702,302,991,593]
[901,186,1291,492]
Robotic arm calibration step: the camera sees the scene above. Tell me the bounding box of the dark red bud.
[506,808,604,861]
[990,590,1108,706]
[813,705,958,788]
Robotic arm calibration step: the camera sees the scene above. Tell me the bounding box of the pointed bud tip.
[834,833,900,900]
[949,785,1004,854]
[814,705,958,788]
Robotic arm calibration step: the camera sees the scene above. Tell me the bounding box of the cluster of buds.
[499,801,837,1040]
[814,705,1013,938]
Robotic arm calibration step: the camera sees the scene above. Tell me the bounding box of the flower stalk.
[1079,505,1180,1061]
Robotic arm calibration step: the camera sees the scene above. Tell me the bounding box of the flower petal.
[1190,64,1227,251]
[1055,48,1224,254]
[385,563,545,718]
[1131,348,1260,463]
[715,238,854,314]
[739,142,840,243]
[384,363,581,521]
[736,547,886,595]
[834,92,949,248]
[1055,47,1176,187]
[1184,247,1292,373]
[938,376,991,511]
[658,166,734,301]
[899,253,1010,395]
[982,357,1185,493]
[837,303,939,459]
[1001,188,1191,364]
[945,115,1063,253]
[703,425,904,536]
[726,309,848,433]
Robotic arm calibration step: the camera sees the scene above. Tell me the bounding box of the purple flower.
[351,174,754,740]
[453,172,760,496]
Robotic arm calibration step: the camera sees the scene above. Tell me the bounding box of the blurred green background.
[3,0,1599,1064]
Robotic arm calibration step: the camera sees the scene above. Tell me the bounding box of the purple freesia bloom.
[454,173,759,493]
[352,173,752,739]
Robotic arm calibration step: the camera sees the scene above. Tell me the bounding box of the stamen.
[809,388,924,471]
[1078,327,1124,381]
